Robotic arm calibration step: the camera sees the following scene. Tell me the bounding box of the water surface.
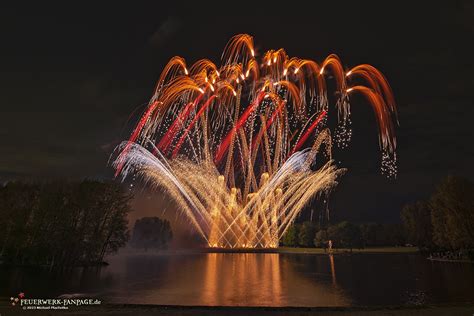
[1,252,473,306]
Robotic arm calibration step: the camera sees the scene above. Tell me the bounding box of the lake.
[1,252,473,307]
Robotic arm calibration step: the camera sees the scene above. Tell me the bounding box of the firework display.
[114,34,398,248]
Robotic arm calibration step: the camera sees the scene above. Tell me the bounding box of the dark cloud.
[148,16,181,48]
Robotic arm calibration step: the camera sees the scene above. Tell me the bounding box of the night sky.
[1,2,473,223]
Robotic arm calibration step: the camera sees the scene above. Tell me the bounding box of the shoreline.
[0,247,419,268]
[124,246,420,255]
[275,246,419,255]
[186,246,420,255]
[427,257,474,263]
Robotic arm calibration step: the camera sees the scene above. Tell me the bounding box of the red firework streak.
[289,110,327,156]
[214,91,266,163]
[115,100,161,177]
[251,99,287,151]
[172,95,217,158]
[158,93,205,152]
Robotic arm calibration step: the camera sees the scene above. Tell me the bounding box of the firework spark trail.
[114,100,161,177]
[113,34,398,248]
[172,95,217,158]
[214,91,266,163]
[290,110,327,155]
[114,142,209,241]
[117,142,342,248]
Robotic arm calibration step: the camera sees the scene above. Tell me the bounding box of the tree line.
[130,217,173,251]
[401,175,474,258]
[281,175,474,259]
[281,221,406,250]
[0,180,131,266]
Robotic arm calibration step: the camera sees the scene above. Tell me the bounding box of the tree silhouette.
[131,217,173,251]
[430,176,474,250]
[0,180,131,266]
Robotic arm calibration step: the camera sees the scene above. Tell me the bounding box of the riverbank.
[1,304,473,315]
[199,246,419,254]
[427,257,474,263]
[0,247,420,269]
[0,259,109,268]
[277,246,419,254]
[108,246,420,255]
